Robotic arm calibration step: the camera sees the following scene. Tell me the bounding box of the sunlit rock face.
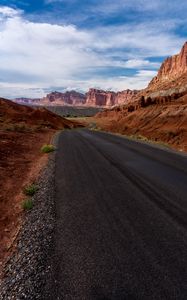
[149,42,187,89]
[42,91,86,106]
[85,88,138,107]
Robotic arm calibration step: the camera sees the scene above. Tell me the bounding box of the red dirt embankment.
[0,130,54,269]
[94,95,187,152]
[0,97,81,129]
[0,98,82,273]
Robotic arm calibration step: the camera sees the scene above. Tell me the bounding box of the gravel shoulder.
[0,133,59,300]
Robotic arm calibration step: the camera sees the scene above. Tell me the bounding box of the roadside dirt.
[0,97,84,276]
[0,128,55,275]
[84,96,187,152]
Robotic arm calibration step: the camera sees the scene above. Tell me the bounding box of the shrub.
[22,199,33,210]
[41,144,55,153]
[136,135,149,141]
[23,184,38,196]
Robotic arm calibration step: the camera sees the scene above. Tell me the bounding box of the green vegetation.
[22,183,38,211]
[41,144,55,153]
[23,184,38,196]
[22,198,33,210]
[130,134,149,142]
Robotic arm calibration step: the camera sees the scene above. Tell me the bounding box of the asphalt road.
[50,129,187,300]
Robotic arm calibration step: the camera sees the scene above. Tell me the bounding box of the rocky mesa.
[41,91,86,106]
[86,89,138,107]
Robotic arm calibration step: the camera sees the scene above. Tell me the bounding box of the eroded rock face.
[14,89,138,107]
[42,91,86,106]
[115,89,139,105]
[85,89,115,106]
[149,42,187,88]
[85,88,138,107]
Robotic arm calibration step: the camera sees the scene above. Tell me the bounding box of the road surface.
[49,129,187,299]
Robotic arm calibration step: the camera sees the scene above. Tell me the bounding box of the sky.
[0,0,186,98]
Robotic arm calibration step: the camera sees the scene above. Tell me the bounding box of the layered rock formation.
[41,91,86,106]
[85,89,138,107]
[85,89,116,106]
[130,41,187,107]
[149,42,187,89]
[41,89,138,107]
[116,89,139,105]
[14,89,138,107]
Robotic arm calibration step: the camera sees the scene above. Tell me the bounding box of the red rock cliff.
[85,89,115,106]
[115,89,139,105]
[14,89,138,107]
[85,88,138,107]
[149,42,187,89]
[41,91,86,106]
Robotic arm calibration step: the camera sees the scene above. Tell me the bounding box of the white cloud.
[0,84,46,99]
[0,6,21,17]
[136,70,157,78]
[90,23,184,57]
[121,59,160,69]
[67,70,157,92]
[0,70,155,98]
[0,5,185,98]
[89,0,163,15]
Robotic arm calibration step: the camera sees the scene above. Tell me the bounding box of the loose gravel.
[0,134,59,300]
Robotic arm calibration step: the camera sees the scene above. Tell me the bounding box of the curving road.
[50,129,187,299]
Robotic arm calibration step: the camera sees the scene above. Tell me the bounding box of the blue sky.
[0,0,186,98]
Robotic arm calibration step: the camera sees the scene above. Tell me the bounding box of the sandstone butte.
[41,91,86,106]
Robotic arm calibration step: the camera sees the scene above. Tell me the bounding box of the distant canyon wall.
[15,89,139,107]
[85,89,138,107]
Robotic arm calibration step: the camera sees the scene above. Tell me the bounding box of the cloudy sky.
[0,0,186,98]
